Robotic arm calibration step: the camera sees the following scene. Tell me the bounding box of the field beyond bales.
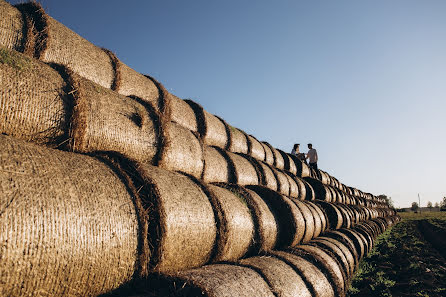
[347,212,446,297]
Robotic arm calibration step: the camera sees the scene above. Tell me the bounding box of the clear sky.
[8,0,446,208]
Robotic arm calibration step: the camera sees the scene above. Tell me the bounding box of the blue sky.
[9,0,446,207]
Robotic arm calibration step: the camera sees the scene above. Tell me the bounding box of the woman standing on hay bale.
[291,143,307,163]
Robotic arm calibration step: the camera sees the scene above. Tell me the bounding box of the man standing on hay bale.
[291,144,307,163]
[306,143,318,170]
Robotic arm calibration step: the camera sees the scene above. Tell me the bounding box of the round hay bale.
[301,179,315,201]
[0,1,24,52]
[273,168,290,196]
[352,225,374,254]
[228,152,260,186]
[247,186,305,248]
[290,245,345,297]
[158,122,204,179]
[285,172,299,198]
[303,202,323,239]
[0,135,139,297]
[0,48,68,146]
[288,153,303,176]
[277,149,291,172]
[202,110,230,148]
[306,201,328,234]
[135,165,217,273]
[291,199,315,243]
[303,177,330,201]
[319,170,330,185]
[68,72,160,165]
[206,185,254,262]
[247,134,266,161]
[293,176,307,200]
[261,141,275,165]
[315,201,343,230]
[224,186,278,253]
[170,95,198,132]
[270,251,335,297]
[345,205,361,225]
[314,237,356,279]
[309,239,352,283]
[336,205,352,229]
[285,153,298,175]
[114,63,160,108]
[324,231,359,267]
[17,3,114,88]
[258,161,278,191]
[240,256,312,297]
[338,229,366,259]
[202,146,232,184]
[270,146,285,170]
[228,126,249,154]
[172,264,276,297]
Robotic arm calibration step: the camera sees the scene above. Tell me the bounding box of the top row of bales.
[0,0,387,205]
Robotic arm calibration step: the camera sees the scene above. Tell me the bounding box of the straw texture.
[291,245,345,297]
[158,122,204,178]
[227,152,259,186]
[202,110,229,148]
[0,47,68,146]
[248,186,305,248]
[223,185,278,253]
[175,264,275,297]
[202,146,232,183]
[259,161,278,191]
[207,185,254,262]
[271,251,335,297]
[135,165,216,273]
[21,3,115,88]
[228,126,249,154]
[116,62,159,106]
[316,201,343,230]
[309,239,352,283]
[240,256,312,297]
[69,72,159,164]
[170,95,198,132]
[0,135,139,297]
[247,134,266,161]
[285,172,299,198]
[273,168,290,196]
[0,0,24,52]
[292,199,315,243]
[261,141,275,165]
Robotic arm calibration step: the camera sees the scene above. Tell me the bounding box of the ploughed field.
[347,212,446,297]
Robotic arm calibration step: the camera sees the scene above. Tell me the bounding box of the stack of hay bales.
[0,1,399,296]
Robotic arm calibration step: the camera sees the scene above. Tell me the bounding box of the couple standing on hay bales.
[291,143,318,170]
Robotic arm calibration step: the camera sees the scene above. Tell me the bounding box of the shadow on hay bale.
[0,135,139,297]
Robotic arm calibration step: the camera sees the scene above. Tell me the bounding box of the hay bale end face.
[247,186,305,248]
[270,251,335,297]
[202,146,232,183]
[0,1,24,52]
[228,126,249,154]
[158,122,204,179]
[0,135,139,297]
[135,165,217,273]
[175,264,276,297]
[290,245,345,297]
[207,185,255,262]
[223,186,278,253]
[0,47,68,145]
[170,95,198,132]
[240,256,312,297]
[202,110,229,148]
